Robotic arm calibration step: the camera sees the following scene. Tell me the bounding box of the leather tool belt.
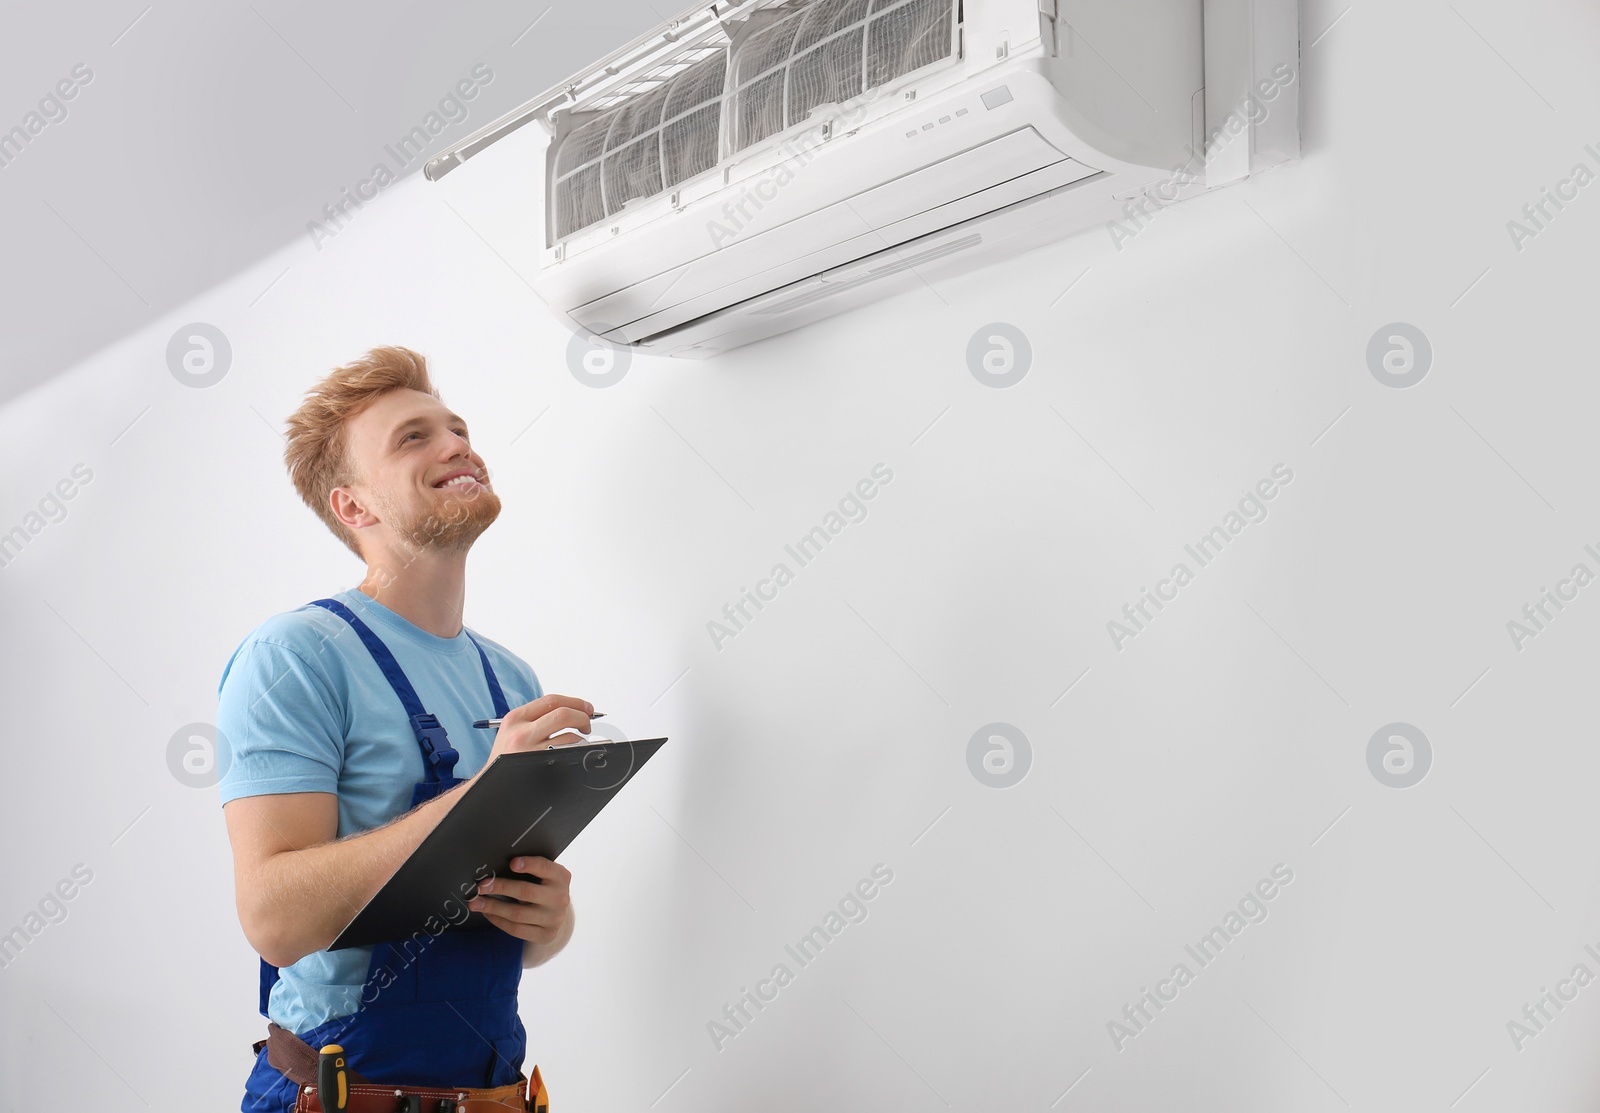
[256,1023,550,1113]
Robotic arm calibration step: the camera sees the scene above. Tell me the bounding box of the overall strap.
[309,597,460,783]
[466,632,512,719]
[310,597,427,717]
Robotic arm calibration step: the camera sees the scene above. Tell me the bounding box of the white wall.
[4,2,1600,1109]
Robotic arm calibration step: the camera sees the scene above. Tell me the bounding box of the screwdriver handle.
[318,1043,348,1111]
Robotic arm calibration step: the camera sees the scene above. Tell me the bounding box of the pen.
[474,712,604,729]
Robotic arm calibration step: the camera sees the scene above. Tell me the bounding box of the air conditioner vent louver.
[752,231,983,316]
[549,0,957,241]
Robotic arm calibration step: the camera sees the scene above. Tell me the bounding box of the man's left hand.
[469,856,572,947]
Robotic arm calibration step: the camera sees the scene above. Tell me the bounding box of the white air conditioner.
[427,0,1299,357]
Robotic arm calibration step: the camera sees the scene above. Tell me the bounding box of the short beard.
[378,482,503,560]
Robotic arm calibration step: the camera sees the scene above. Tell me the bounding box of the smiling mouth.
[432,475,484,492]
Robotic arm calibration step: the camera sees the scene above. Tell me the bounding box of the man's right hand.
[476,694,595,776]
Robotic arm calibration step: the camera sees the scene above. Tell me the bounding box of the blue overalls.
[240,597,527,1112]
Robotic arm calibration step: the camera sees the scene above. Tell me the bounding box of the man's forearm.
[523,904,575,968]
[254,779,477,967]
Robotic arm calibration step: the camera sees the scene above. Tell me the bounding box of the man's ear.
[330,485,378,532]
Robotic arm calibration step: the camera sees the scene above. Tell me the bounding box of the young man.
[217,346,591,1111]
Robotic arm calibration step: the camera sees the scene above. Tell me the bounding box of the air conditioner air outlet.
[587,150,1100,341]
[571,125,1072,331]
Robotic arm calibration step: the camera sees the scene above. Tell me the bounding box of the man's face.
[338,389,501,560]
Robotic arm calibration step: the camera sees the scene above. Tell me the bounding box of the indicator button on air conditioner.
[906,108,969,138]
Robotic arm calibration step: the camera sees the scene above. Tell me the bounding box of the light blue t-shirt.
[215,587,543,1035]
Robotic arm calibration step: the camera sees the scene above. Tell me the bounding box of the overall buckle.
[409,713,460,781]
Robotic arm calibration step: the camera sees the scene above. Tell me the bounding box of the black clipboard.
[330,737,667,951]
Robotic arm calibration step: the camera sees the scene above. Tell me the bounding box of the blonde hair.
[282,346,441,560]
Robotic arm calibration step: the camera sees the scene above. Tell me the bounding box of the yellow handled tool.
[318,1043,349,1111]
[530,1064,549,1113]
